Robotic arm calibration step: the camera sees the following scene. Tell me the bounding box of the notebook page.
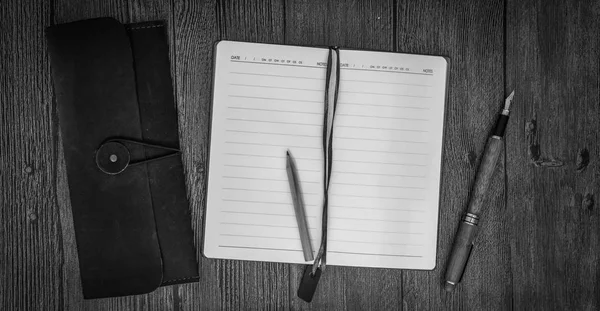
[204,41,448,270]
[204,41,326,264]
[327,49,447,270]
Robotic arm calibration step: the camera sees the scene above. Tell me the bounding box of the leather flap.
[47,17,163,299]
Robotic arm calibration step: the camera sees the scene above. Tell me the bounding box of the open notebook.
[204,41,448,270]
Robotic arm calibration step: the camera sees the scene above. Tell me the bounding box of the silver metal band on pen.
[462,213,479,226]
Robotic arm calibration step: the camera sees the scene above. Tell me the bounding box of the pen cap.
[444,219,478,285]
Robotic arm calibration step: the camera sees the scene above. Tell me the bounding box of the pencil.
[286,149,315,262]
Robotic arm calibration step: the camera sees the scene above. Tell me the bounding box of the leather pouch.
[47,17,199,299]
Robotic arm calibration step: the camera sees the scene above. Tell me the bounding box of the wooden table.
[2,0,599,310]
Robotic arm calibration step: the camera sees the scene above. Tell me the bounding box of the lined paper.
[204,41,448,269]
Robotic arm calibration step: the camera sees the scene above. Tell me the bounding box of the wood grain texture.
[285,1,401,310]
[285,0,394,50]
[396,0,512,309]
[188,1,292,310]
[2,0,600,309]
[506,0,600,309]
[0,1,63,310]
[171,4,220,311]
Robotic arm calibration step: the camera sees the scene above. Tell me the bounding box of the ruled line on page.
[329,205,426,213]
[222,176,320,184]
[219,234,319,241]
[220,222,317,230]
[224,153,288,160]
[335,125,428,133]
[222,187,319,195]
[333,159,427,167]
[226,118,321,127]
[227,106,321,115]
[222,199,319,207]
[336,113,429,122]
[224,164,319,172]
[219,245,304,252]
[330,193,425,200]
[230,83,321,92]
[219,234,422,247]
[219,222,424,235]
[335,147,429,156]
[341,66,433,76]
[331,181,426,190]
[339,90,432,99]
[330,216,424,224]
[229,71,433,87]
[336,136,427,144]
[332,227,424,235]
[343,78,433,87]
[332,171,427,178]
[226,129,320,138]
[230,83,430,98]
[225,141,321,150]
[338,102,430,110]
[330,240,422,247]
[328,250,423,258]
[229,95,322,103]
[230,71,324,80]
[224,152,320,161]
[221,210,318,218]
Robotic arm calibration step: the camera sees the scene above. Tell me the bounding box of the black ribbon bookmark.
[298,46,340,303]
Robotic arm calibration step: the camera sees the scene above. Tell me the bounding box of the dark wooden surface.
[1,0,599,309]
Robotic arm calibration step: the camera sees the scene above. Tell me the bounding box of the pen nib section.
[444,219,478,286]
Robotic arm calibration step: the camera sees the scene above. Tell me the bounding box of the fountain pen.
[444,91,515,291]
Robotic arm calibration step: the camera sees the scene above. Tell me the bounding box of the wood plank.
[285,0,394,50]
[174,1,288,310]
[506,0,600,309]
[53,0,129,23]
[395,0,511,309]
[169,3,221,311]
[217,0,285,43]
[0,1,63,310]
[169,1,219,309]
[175,1,291,310]
[284,1,400,310]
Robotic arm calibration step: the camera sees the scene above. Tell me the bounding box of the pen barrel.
[466,136,503,215]
[444,214,479,285]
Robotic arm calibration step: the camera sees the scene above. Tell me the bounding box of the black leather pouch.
[46,17,199,299]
